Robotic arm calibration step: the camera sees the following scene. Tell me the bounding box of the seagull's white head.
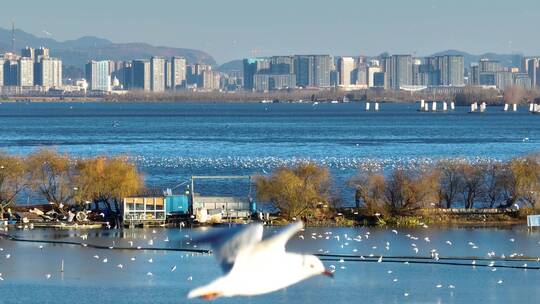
[301,254,334,279]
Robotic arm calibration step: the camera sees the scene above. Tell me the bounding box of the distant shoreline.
[0,86,510,105]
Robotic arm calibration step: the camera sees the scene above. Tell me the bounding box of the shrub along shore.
[1,150,539,227]
[255,156,540,227]
[0,150,143,226]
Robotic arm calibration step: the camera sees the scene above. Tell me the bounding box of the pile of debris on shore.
[2,204,109,229]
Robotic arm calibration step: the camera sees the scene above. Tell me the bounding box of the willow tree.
[27,149,77,210]
[437,160,464,209]
[256,163,332,220]
[501,158,540,208]
[75,156,143,221]
[0,154,27,219]
[383,167,439,216]
[483,163,507,208]
[460,163,486,209]
[349,167,386,215]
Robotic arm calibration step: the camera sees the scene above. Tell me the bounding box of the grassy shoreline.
[267,208,528,228]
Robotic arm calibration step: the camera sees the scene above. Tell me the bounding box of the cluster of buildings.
[1,45,540,96]
[468,57,540,90]
[85,57,223,92]
[0,47,63,94]
[244,54,540,93]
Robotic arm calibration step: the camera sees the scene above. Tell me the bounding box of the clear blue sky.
[1,0,539,63]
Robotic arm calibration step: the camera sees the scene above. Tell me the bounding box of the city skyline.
[3,45,539,95]
[1,0,539,63]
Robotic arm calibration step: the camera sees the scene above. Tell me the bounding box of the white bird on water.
[187,221,333,300]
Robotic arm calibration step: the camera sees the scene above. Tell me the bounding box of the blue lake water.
[1,103,540,303]
[1,101,540,202]
[1,226,540,303]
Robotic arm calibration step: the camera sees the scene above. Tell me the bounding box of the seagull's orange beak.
[322,269,334,278]
[200,292,221,301]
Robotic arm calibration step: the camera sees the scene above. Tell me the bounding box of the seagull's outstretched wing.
[260,221,304,253]
[192,224,263,273]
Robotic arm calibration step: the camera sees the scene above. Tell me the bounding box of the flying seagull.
[187,221,333,300]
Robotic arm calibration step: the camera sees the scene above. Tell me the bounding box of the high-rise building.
[35,57,62,88]
[85,60,111,91]
[379,56,392,89]
[293,55,332,88]
[243,58,270,90]
[253,74,296,92]
[390,55,413,90]
[479,72,496,86]
[120,61,133,89]
[0,58,4,86]
[109,61,130,89]
[171,56,187,90]
[3,60,18,86]
[420,55,465,87]
[412,58,427,86]
[514,73,532,89]
[372,72,385,88]
[521,56,540,74]
[524,58,539,87]
[186,63,213,88]
[367,66,382,87]
[313,55,332,88]
[165,60,172,89]
[201,70,221,91]
[18,57,34,86]
[354,57,368,87]
[479,59,502,73]
[150,57,166,92]
[132,59,151,91]
[270,56,294,74]
[469,65,480,85]
[35,47,50,61]
[496,71,513,90]
[294,55,314,88]
[434,55,464,86]
[21,47,35,60]
[337,57,355,87]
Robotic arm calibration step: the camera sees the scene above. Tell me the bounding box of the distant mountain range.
[430,50,523,69]
[0,27,526,76]
[0,27,216,69]
[217,51,525,73]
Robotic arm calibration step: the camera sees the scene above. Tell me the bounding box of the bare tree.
[483,163,506,208]
[437,160,464,208]
[460,163,486,209]
[503,86,526,104]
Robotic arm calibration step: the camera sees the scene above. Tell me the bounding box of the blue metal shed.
[165,195,190,215]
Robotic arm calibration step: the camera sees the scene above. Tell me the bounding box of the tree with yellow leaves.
[75,156,143,224]
[26,149,77,210]
[501,157,540,208]
[255,163,332,221]
[0,153,27,219]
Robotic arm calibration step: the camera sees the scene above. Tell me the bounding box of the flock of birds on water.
[1,222,539,300]
[133,155,501,172]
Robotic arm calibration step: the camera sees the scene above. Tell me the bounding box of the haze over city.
[1,0,539,63]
